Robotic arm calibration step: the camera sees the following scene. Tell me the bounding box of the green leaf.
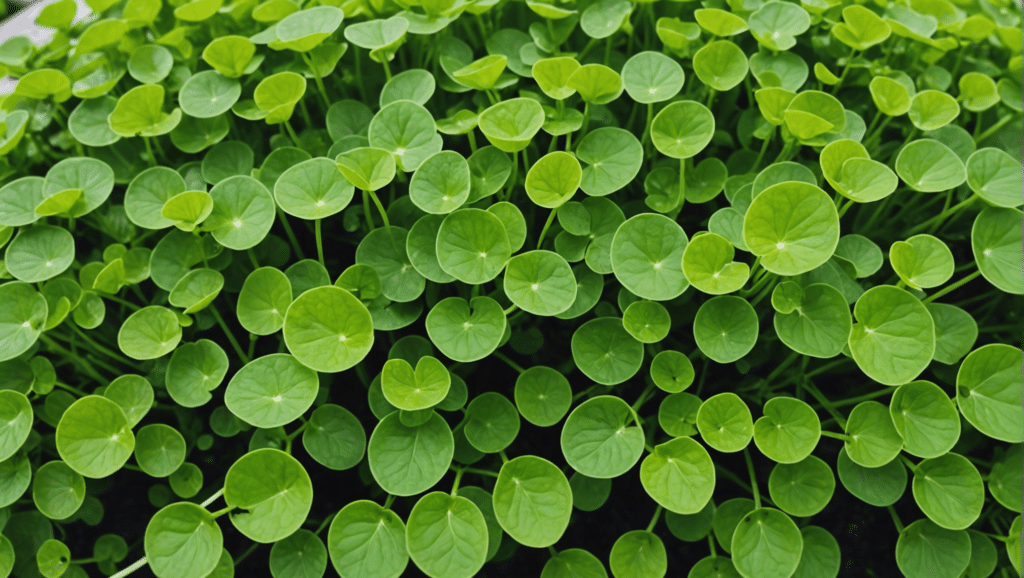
[36,539,71,578]
[225,354,318,428]
[224,448,313,543]
[895,519,970,578]
[206,175,276,250]
[5,225,74,284]
[425,296,506,362]
[792,526,841,578]
[237,267,292,335]
[965,148,1023,208]
[368,100,442,172]
[560,395,643,478]
[492,455,572,548]
[269,529,328,578]
[302,403,366,471]
[683,232,750,295]
[134,424,187,478]
[972,207,1023,295]
[869,76,912,116]
[542,548,608,578]
[773,283,852,358]
[108,84,182,137]
[118,306,181,360]
[742,182,839,275]
[658,393,701,437]
[767,456,835,517]
[436,208,511,284]
[409,151,470,214]
[407,492,488,578]
[179,71,242,119]
[730,508,803,578]
[843,401,903,468]
[693,40,748,91]
[380,69,436,107]
[640,436,715,514]
[571,317,644,385]
[514,366,572,427]
[327,500,408,578]
[651,101,715,159]
[895,139,966,192]
[275,6,345,52]
[478,98,545,153]
[753,397,820,464]
[611,213,690,301]
[368,411,453,496]
[697,392,753,452]
[466,392,520,454]
[912,452,983,530]
[283,286,374,373]
[610,531,667,578]
[956,344,1023,443]
[382,356,450,411]
[908,90,960,131]
[335,147,396,191]
[169,268,223,314]
[55,395,134,478]
[0,390,31,462]
[832,5,891,51]
[650,350,695,393]
[504,250,576,316]
[888,380,960,458]
[849,285,935,386]
[693,296,759,364]
[145,502,223,578]
[32,461,85,519]
[202,36,257,78]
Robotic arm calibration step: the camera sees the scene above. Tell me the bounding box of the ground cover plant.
[0,0,1020,576]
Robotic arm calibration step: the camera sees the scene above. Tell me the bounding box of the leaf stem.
[503,304,519,316]
[384,494,396,510]
[677,157,686,212]
[141,137,157,167]
[536,206,559,250]
[975,113,1013,144]
[301,52,332,111]
[315,218,325,267]
[491,350,525,374]
[451,468,465,496]
[887,505,904,534]
[505,151,518,202]
[276,209,306,260]
[646,505,663,532]
[68,323,133,366]
[820,430,853,442]
[314,512,337,536]
[209,304,250,364]
[366,189,390,228]
[752,126,774,172]
[908,194,978,234]
[743,448,760,510]
[922,269,982,304]
[457,466,500,478]
[801,381,847,429]
[498,450,510,464]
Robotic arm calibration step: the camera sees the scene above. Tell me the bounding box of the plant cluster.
[0,0,1020,576]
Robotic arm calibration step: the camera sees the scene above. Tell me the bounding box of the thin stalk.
[578,102,591,143]
[315,219,325,267]
[283,120,302,146]
[743,448,760,510]
[366,189,391,228]
[505,151,518,201]
[301,52,332,111]
[101,294,141,311]
[459,466,499,478]
[381,59,393,82]
[837,197,855,219]
[888,506,904,533]
[536,206,559,250]
[752,126,774,171]
[975,114,1013,144]
[362,190,374,230]
[802,381,847,429]
[908,194,978,234]
[677,157,686,212]
[492,350,525,373]
[646,505,664,533]
[451,468,465,496]
[209,305,250,364]
[922,269,982,304]
[467,130,477,153]
[832,387,894,408]
[277,209,306,259]
[384,495,396,510]
[141,137,157,167]
[314,512,337,536]
[68,324,133,366]
[820,430,853,441]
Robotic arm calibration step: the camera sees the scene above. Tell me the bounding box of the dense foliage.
[0,0,1021,576]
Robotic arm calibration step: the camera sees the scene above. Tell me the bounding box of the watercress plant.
[0,0,1020,576]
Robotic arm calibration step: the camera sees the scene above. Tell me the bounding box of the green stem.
[536,206,559,250]
[743,448,760,510]
[505,151,518,201]
[467,130,477,153]
[498,450,510,464]
[832,387,894,408]
[209,305,250,364]
[384,495,396,510]
[804,358,853,380]
[677,157,686,211]
[301,52,332,111]
[922,269,982,304]
[381,59,392,82]
[54,381,89,397]
[752,126,774,172]
[141,137,157,167]
[277,209,306,259]
[631,382,656,413]
[459,466,499,478]
[837,197,855,219]
[315,219,325,267]
[362,190,374,230]
[975,114,1013,144]
[646,505,663,533]
[451,468,465,496]
[820,430,853,442]
[366,189,390,228]
[283,120,301,146]
[908,194,977,234]
[68,324,133,366]
[247,333,257,361]
[802,381,847,429]
[492,350,525,374]
[888,506,904,534]
[101,293,141,311]
[314,512,337,536]
[503,303,518,316]
[708,534,717,558]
